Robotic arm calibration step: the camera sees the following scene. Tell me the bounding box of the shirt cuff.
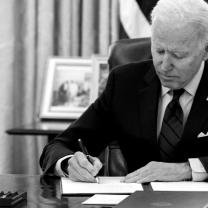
[55,155,73,177]
[188,158,208,181]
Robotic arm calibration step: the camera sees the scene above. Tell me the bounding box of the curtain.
[0,0,120,174]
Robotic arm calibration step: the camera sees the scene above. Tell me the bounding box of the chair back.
[108,37,151,70]
[103,38,151,176]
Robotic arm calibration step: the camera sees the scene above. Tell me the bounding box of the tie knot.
[172,89,184,101]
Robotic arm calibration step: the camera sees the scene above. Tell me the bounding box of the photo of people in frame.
[51,65,92,110]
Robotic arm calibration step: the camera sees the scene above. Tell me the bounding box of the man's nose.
[161,53,173,72]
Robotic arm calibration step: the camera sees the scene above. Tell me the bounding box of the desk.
[0,174,88,208]
[6,121,72,141]
[0,174,151,208]
[2,174,208,208]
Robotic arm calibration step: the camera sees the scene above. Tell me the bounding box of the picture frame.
[40,57,96,120]
[92,55,109,98]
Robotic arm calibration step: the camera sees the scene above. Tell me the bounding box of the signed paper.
[61,176,143,195]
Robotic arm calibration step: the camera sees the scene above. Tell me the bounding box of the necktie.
[158,89,185,162]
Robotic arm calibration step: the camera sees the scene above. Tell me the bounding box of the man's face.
[151,21,207,89]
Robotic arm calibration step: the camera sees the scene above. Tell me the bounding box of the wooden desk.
[0,174,152,208]
[0,174,87,208]
[6,121,72,141]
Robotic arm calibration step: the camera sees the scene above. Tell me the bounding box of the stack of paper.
[61,176,143,195]
[151,182,208,191]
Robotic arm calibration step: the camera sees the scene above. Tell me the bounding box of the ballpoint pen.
[77,138,94,164]
[78,138,99,183]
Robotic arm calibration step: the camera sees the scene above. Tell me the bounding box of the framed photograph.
[40,57,96,120]
[92,55,109,97]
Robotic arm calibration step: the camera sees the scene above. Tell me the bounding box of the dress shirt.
[157,61,208,181]
[56,62,208,180]
[55,155,71,177]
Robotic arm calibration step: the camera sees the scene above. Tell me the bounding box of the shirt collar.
[161,61,205,97]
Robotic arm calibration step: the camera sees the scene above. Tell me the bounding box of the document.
[151,182,208,191]
[82,194,129,205]
[61,176,143,195]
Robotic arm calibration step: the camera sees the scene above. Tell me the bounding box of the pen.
[78,138,94,164]
[78,138,99,183]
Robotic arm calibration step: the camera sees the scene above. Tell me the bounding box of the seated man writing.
[40,0,208,183]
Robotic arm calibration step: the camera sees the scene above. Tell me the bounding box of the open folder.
[61,177,143,195]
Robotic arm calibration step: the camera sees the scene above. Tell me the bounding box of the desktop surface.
[0,174,89,208]
[1,174,208,208]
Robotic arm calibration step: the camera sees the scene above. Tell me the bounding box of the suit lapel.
[136,61,208,143]
[136,64,161,144]
[183,61,208,139]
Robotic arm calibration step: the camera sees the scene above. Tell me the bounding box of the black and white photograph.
[2,0,208,207]
[40,58,94,119]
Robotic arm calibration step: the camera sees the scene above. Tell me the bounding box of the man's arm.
[54,153,102,182]
[39,70,116,175]
[123,160,208,183]
[123,162,192,183]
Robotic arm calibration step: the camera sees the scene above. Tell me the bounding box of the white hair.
[151,0,208,43]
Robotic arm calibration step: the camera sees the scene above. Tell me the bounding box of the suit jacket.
[40,60,208,174]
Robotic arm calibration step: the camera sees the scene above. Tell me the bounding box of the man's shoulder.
[111,59,154,78]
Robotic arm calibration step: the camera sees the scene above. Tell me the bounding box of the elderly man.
[40,0,208,183]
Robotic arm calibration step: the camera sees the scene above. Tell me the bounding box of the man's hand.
[123,161,192,183]
[67,151,102,182]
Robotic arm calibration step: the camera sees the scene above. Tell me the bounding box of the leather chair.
[101,38,151,176]
[108,37,151,70]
